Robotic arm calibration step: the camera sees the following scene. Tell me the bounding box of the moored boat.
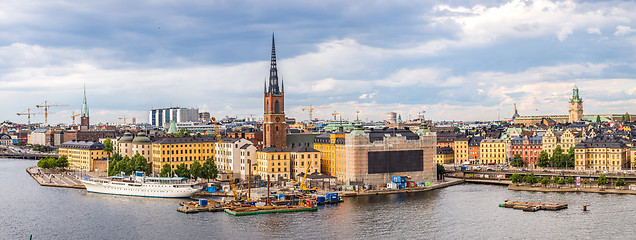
[81,171,201,198]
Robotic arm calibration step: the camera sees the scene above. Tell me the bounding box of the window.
[275,100,280,113]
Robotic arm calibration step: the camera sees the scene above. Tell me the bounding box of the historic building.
[150,136,217,174]
[479,139,506,164]
[80,85,90,130]
[509,136,542,166]
[313,132,346,181]
[436,147,454,164]
[542,128,585,156]
[454,136,469,165]
[468,137,483,163]
[575,136,630,172]
[289,145,321,181]
[58,141,107,172]
[215,138,256,180]
[568,84,583,123]
[263,33,287,149]
[256,147,290,181]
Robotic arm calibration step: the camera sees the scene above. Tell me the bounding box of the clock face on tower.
[275,117,280,122]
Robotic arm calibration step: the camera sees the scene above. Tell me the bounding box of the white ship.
[81,172,202,198]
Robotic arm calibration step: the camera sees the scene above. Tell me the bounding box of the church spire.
[81,83,89,118]
[268,32,280,95]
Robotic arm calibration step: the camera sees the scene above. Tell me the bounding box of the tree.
[437,164,446,180]
[510,154,525,168]
[523,173,537,184]
[566,176,575,186]
[537,150,550,168]
[551,146,563,168]
[190,160,203,179]
[510,173,522,183]
[159,163,172,177]
[37,157,55,169]
[555,177,565,185]
[174,163,190,178]
[564,147,575,169]
[583,179,589,187]
[540,177,550,186]
[623,112,631,122]
[596,115,601,123]
[598,174,607,187]
[56,155,69,168]
[131,153,150,175]
[176,128,191,137]
[616,177,625,187]
[202,157,218,182]
[103,138,113,158]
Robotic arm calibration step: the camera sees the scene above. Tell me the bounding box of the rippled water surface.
[2,158,635,239]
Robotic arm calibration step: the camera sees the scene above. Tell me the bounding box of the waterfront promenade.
[26,167,85,189]
[508,184,636,195]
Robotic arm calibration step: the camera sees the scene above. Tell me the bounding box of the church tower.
[80,84,90,130]
[568,84,583,123]
[263,33,287,149]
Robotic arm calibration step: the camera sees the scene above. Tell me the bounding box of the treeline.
[159,157,218,180]
[510,173,627,187]
[108,153,151,176]
[37,156,68,169]
[536,146,575,168]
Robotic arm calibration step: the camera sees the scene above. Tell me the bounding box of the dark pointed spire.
[264,77,267,93]
[268,32,280,94]
[281,76,284,93]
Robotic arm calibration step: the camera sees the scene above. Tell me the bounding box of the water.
[2,158,635,239]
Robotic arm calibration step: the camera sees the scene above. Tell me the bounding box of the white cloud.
[359,92,376,99]
[614,25,636,36]
[587,27,601,35]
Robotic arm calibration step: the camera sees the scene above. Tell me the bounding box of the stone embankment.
[26,167,86,189]
[340,178,465,197]
[508,184,636,195]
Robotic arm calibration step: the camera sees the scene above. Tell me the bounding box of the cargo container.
[406,181,417,188]
[199,199,208,207]
[386,182,398,189]
[316,196,326,203]
[326,193,339,201]
[392,176,406,183]
[425,182,431,187]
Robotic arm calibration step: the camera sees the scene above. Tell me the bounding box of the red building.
[262,33,287,149]
[468,137,482,163]
[509,136,542,166]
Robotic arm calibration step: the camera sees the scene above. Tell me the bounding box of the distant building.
[568,84,583,123]
[289,145,321,181]
[80,85,90,130]
[386,112,397,123]
[215,138,256,180]
[28,130,54,146]
[149,107,199,128]
[454,136,469,165]
[0,133,12,145]
[59,141,107,172]
[64,130,116,143]
[468,137,483,163]
[256,147,290,181]
[542,128,584,156]
[150,136,217,174]
[199,112,210,122]
[509,136,542,167]
[575,136,630,172]
[313,132,347,181]
[479,139,506,165]
[436,147,454,164]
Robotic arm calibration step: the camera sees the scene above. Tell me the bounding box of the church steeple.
[81,84,89,118]
[268,32,280,95]
[80,83,90,129]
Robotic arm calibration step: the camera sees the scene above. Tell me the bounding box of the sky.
[1,0,636,125]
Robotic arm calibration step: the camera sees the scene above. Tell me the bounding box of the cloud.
[614,25,636,36]
[587,27,601,35]
[359,92,377,99]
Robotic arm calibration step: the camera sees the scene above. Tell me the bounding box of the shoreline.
[507,184,636,195]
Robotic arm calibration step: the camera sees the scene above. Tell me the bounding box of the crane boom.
[35,101,69,124]
[301,104,331,121]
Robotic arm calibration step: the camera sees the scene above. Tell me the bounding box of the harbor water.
[2,158,635,239]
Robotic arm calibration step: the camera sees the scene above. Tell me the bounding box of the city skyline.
[2,0,636,124]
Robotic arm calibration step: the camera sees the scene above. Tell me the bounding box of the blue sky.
[1,0,636,124]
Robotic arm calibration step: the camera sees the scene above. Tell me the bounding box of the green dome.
[119,132,133,143]
[416,122,431,135]
[132,132,151,144]
[349,124,366,137]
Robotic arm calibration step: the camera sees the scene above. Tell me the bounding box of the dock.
[177,201,224,214]
[224,205,318,216]
[26,167,86,189]
[499,200,568,212]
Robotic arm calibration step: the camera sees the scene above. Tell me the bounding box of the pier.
[499,200,568,212]
[26,167,85,189]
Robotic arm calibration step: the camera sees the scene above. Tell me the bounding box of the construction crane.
[301,104,331,121]
[298,161,318,194]
[36,101,69,124]
[331,111,341,121]
[71,111,80,126]
[119,115,128,124]
[17,108,43,125]
[211,117,241,202]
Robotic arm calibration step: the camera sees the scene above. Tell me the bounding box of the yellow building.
[313,132,346,181]
[58,141,107,172]
[256,147,291,181]
[575,137,629,172]
[289,145,321,180]
[543,128,584,156]
[150,136,217,174]
[479,139,506,164]
[437,147,454,164]
[454,137,469,164]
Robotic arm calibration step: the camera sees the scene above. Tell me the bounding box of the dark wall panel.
[368,150,423,174]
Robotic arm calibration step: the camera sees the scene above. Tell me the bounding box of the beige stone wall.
[345,132,437,185]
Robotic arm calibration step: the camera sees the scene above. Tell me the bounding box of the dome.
[132,132,151,144]
[416,122,431,136]
[119,132,133,143]
[349,124,366,137]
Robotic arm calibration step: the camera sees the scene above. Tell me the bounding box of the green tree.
[159,163,172,177]
[540,177,550,186]
[510,154,525,168]
[131,153,150,175]
[625,112,631,122]
[176,128,191,137]
[555,177,565,185]
[523,173,537,184]
[174,163,190,178]
[510,173,522,183]
[37,157,55,169]
[190,160,203,179]
[564,147,575,168]
[583,179,589,187]
[56,155,69,168]
[596,115,601,122]
[103,138,113,158]
[598,174,607,187]
[437,164,446,180]
[616,177,625,187]
[551,146,563,168]
[537,150,550,168]
[202,157,218,182]
[566,176,575,186]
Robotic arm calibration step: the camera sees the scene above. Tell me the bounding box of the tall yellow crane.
[71,111,81,126]
[331,111,341,121]
[301,104,331,121]
[36,101,69,124]
[17,108,43,125]
[299,161,317,193]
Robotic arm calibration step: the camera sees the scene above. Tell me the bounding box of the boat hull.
[81,180,200,198]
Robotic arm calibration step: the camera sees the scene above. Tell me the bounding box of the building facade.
[436,147,454,164]
[58,141,107,172]
[289,145,321,181]
[479,139,506,164]
[454,136,469,164]
[262,33,287,149]
[215,138,256,180]
[150,136,217,174]
[313,132,346,181]
[149,107,200,128]
[575,136,629,172]
[542,128,584,156]
[569,85,583,123]
[256,147,290,181]
[509,136,542,166]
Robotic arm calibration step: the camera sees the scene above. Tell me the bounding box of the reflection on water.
[1,159,635,239]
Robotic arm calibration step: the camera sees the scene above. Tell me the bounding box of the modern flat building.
[58,141,107,172]
[199,112,210,122]
[575,136,630,172]
[150,136,217,175]
[149,107,199,128]
[28,130,54,146]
